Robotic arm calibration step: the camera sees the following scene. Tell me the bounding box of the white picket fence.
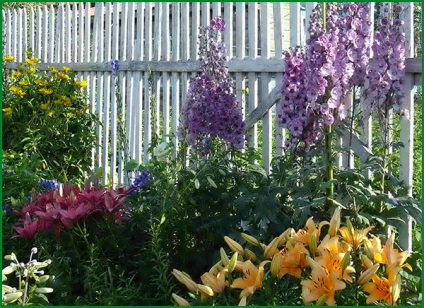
[2,2,421,248]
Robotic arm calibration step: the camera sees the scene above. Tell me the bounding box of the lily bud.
[310,234,317,256]
[2,292,23,303]
[328,207,341,237]
[37,275,50,284]
[172,293,191,306]
[270,253,282,277]
[197,284,214,297]
[244,249,258,263]
[35,287,54,294]
[224,236,244,255]
[241,233,261,247]
[357,264,380,285]
[238,296,247,306]
[2,264,17,275]
[228,252,238,274]
[264,237,279,259]
[220,248,229,266]
[345,218,354,236]
[4,253,16,261]
[315,293,327,306]
[360,254,374,269]
[341,251,351,274]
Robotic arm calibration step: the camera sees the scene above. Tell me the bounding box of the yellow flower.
[293,217,329,247]
[2,107,13,117]
[40,103,49,110]
[272,242,309,278]
[18,80,30,86]
[12,70,22,77]
[66,112,75,118]
[301,257,346,306]
[70,95,77,101]
[26,50,33,57]
[48,111,53,117]
[63,101,72,107]
[339,225,373,250]
[201,270,228,294]
[8,75,16,81]
[26,57,40,65]
[39,88,54,95]
[27,66,35,74]
[50,66,59,74]
[363,273,401,305]
[57,73,70,80]
[4,55,15,62]
[62,66,72,73]
[231,260,269,298]
[74,80,88,87]
[54,100,63,105]
[34,79,49,87]
[10,86,25,97]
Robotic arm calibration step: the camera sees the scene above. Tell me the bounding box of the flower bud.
[238,296,247,306]
[37,275,50,283]
[328,207,341,237]
[172,293,191,306]
[360,254,374,269]
[315,293,327,306]
[241,233,261,247]
[357,264,380,285]
[2,264,17,275]
[264,237,279,259]
[2,292,23,303]
[310,234,317,256]
[345,218,354,237]
[220,248,229,266]
[244,249,258,263]
[228,252,238,274]
[35,287,54,294]
[197,284,214,297]
[224,236,244,255]
[341,251,351,274]
[4,253,16,261]
[270,253,282,277]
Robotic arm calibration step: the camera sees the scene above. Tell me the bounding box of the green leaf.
[207,176,217,188]
[194,178,200,189]
[124,159,139,171]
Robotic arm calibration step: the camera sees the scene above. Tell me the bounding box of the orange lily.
[231,260,269,298]
[363,273,401,305]
[301,257,346,306]
[339,225,373,250]
[381,234,411,281]
[201,270,228,294]
[273,242,310,278]
[293,217,328,246]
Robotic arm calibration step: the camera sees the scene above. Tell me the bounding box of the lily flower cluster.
[171,207,411,306]
[11,181,139,239]
[178,17,246,149]
[278,3,378,151]
[363,3,407,120]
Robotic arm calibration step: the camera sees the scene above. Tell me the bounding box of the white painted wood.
[247,2,258,149]
[162,3,171,142]
[181,2,189,111]
[17,9,23,62]
[65,3,71,62]
[191,2,200,60]
[235,3,246,121]
[23,8,28,58]
[201,2,210,27]
[399,2,414,251]
[143,3,153,162]
[48,5,54,63]
[212,2,221,18]
[6,10,12,56]
[340,92,354,168]
[154,2,163,138]
[290,2,301,47]
[78,3,84,62]
[72,3,77,62]
[11,9,17,58]
[172,3,181,156]
[224,3,233,59]
[260,3,272,173]
[273,2,284,156]
[85,3,90,64]
[55,5,63,62]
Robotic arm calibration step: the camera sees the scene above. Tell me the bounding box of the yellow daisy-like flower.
[50,66,59,74]
[48,111,54,117]
[18,80,30,86]
[54,100,63,105]
[27,66,36,74]
[40,103,49,110]
[8,75,16,81]
[26,57,40,65]
[12,70,22,77]
[74,80,88,87]
[34,79,49,87]
[57,72,70,80]
[39,88,54,95]
[70,95,77,101]
[4,55,15,62]
[62,66,72,73]
[63,101,72,107]
[10,86,25,97]
[2,107,13,117]
[66,112,75,118]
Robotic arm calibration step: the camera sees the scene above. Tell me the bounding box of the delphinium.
[362,3,407,193]
[178,17,245,150]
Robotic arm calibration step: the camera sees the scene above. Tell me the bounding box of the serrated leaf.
[207,176,217,188]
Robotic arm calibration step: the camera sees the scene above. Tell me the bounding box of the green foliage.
[2,53,99,184]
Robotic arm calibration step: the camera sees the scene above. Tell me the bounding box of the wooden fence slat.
[172,3,181,156]
[305,3,317,42]
[201,2,210,27]
[65,3,71,62]
[48,5,55,63]
[247,2,258,149]
[12,9,17,58]
[235,3,246,121]
[289,2,301,47]
[224,3,233,59]
[6,10,12,55]
[17,9,23,61]
[154,2,163,138]
[72,3,77,62]
[162,3,171,142]
[143,3,153,162]
[191,2,200,60]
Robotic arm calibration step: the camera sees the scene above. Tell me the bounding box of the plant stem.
[348,88,357,169]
